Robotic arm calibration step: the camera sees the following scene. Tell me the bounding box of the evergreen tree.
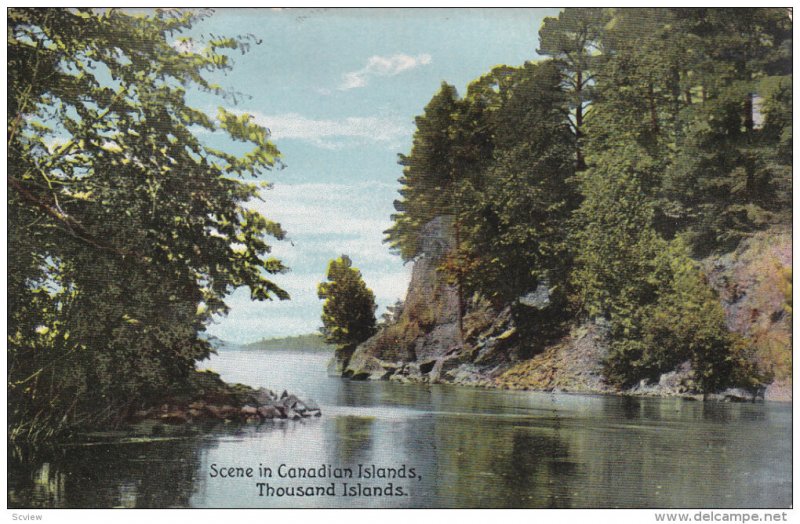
[385,83,461,261]
[457,61,577,308]
[663,8,793,254]
[537,8,607,168]
[317,255,378,367]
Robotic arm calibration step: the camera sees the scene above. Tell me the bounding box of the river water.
[8,347,792,508]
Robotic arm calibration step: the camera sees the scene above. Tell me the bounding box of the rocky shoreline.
[341,321,782,403]
[339,219,791,404]
[131,388,321,425]
[128,369,321,427]
[341,353,776,403]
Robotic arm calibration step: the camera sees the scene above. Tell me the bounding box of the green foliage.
[569,7,790,390]
[457,61,577,306]
[537,8,607,167]
[384,83,462,261]
[317,255,378,352]
[570,150,667,330]
[603,239,757,393]
[8,8,287,445]
[660,8,792,254]
[383,8,791,392]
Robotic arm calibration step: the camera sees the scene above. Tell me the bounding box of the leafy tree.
[570,144,667,331]
[604,239,760,394]
[457,61,576,308]
[8,8,287,445]
[317,255,377,367]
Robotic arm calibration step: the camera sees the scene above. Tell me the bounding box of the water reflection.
[9,438,209,508]
[8,349,792,508]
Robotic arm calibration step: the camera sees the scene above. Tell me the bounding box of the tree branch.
[8,176,145,261]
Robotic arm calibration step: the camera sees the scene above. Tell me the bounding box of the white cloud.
[170,38,197,54]
[339,53,433,90]
[363,266,413,303]
[248,182,396,242]
[209,182,411,342]
[234,111,410,149]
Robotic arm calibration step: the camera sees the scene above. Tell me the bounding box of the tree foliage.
[8,8,287,445]
[457,61,577,306]
[317,255,378,352]
[384,83,461,261]
[386,8,790,393]
[537,7,607,168]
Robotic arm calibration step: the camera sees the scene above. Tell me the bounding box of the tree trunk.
[575,69,585,170]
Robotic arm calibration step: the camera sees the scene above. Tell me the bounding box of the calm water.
[8,348,792,508]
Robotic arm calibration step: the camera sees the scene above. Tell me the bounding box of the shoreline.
[217,346,789,404]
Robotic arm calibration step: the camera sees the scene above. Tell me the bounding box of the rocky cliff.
[704,227,792,401]
[344,216,521,385]
[345,218,792,401]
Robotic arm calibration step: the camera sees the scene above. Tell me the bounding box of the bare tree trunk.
[574,69,586,170]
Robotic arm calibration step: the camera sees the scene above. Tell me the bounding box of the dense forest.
[384,8,792,392]
[8,9,288,447]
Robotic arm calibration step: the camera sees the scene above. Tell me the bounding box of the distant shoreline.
[222,333,333,353]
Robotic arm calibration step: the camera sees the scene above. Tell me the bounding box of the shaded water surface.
[8,348,791,508]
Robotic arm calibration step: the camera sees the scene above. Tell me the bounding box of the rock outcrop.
[344,217,791,401]
[344,216,531,385]
[703,226,792,401]
[129,370,321,425]
[496,321,611,393]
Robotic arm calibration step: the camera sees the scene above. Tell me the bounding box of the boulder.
[720,387,762,403]
[205,404,238,419]
[344,353,398,381]
[254,388,276,405]
[303,399,321,411]
[281,394,300,409]
[519,280,551,310]
[284,409,302,420]
[257,405,282,419]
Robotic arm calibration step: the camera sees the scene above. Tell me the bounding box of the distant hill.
[242,333,332,352]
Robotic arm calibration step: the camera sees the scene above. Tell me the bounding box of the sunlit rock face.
[703,226,792,401]
[344,216,462,380]
[344,216,522,385]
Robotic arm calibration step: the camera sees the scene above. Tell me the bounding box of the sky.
[183,8,562,344]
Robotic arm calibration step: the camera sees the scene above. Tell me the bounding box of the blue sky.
[184,8,561,344]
